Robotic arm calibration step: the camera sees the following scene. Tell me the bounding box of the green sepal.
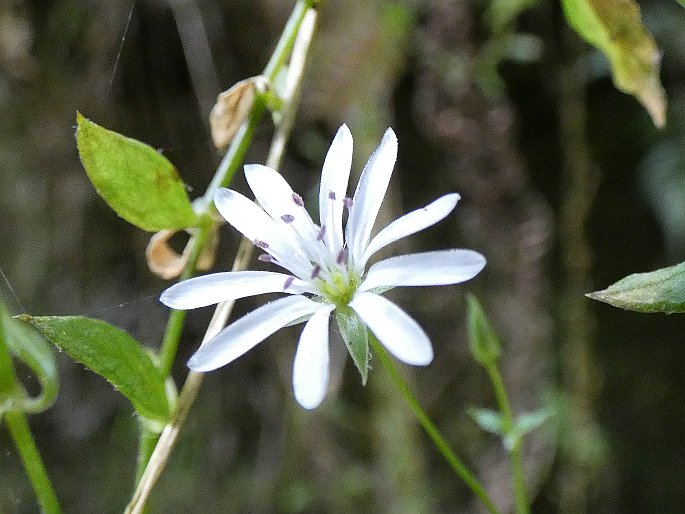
[560,0,666,128]
[76,112,199,231]
[465,294,501,366]
[335,306,369,385]
[17,315,171,423]
[587,261,685,313]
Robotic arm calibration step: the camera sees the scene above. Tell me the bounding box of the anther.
[283,276,295,290]
[258,254,273,263]
[310,264,321,279]
[343,197,353,208]
[336,248,348,265]
[317,225,326,241]
[292,193,304,207]
[281,214,295,223]
[254,239,270,249]
[328,190,336,200]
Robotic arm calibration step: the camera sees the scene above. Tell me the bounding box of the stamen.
[254,239,269,249]
[336,248,348,265]
[343,197,353,209]
[317,225,326,241]
[258,254,273,262]
[292,193,304,207]
[310,264,321,279]
[283,276,295,290]
[328,190,336,200]
[281,214,295,223]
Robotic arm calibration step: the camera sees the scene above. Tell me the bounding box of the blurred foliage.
[2,0,685,513]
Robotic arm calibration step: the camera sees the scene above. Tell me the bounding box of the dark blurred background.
[2,0,685,512]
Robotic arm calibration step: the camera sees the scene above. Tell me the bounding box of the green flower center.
[317,267,361,307]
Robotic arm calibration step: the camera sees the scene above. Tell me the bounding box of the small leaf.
[587,261,685,313]
[76,113,198,231]
[17,315,171,422]
[4,317,59,414]
[335,306,369,385]
[465,294,501,366]
[561,0,666,127]
[468,407,504,436]
[514,407,555,437]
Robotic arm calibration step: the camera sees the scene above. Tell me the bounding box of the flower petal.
[213,188,311,278]
[345,128,398,266]
[160,270,310,309]
[319,124,353,254]
[292,305,334,409]
[362,193,460,266]
[349,291,433,365]
[359,249,486,292]
[187,296,326,372]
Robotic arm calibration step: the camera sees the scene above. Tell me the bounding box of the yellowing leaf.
[561,0,666,128]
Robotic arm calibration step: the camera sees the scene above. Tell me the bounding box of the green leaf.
[4,317,59,414]
[17,315,171,422]
[561,0,666,128]
[465,294,501,366]
[335,306,369,385]
[76,112,198,231]
[468,407,504,436]
[587,261,685,313]
[513,407,554,437]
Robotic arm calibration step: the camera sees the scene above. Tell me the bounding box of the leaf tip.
[13,314,32,323]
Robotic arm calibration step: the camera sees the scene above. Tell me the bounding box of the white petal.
[362,193,460,266]
[345,128,397,265]
[160,271,309,309]
[187,296,326,371]
[319,124,352,254]
[359,249,486,292]
[213,188,311,278]
[349,292,433,365]
[292,305,334,409]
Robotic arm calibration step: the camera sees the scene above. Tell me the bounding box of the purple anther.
[336,248,348,265]
[328,190,336,200]
[292,193,304,207]
[283,276,295,290]
[343,197,353,208]
[258,254,273,263]
[254,239,269,249]
[317,225,326,241]
[281,214,295,223]
[310,264,321,279]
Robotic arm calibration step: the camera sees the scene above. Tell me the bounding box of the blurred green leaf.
[4,317,59,414]
[465,294,501,366]
[76,112,198,231]
[335,306,369,385]
[514,408,554,437]
[17,315,171,422]
[561,0,666,127]
[587,261,685,313]
[468,407,503,435]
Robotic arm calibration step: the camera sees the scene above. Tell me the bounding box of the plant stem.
[3,410,62,514]
[368,336,500,514]
[485,363,530,514]
[128,4,319,509]
[0,313,61,514]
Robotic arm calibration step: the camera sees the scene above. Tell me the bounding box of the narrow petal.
[292,305,334,409]
[244,165,328,266]
[362,193,460,266]
[319,124,353,254]
[345,128,398,265]
[359,249,486,292]
[349,292,433,365]
[160,271,309,309]
[213,188,311,278]
[187,296,326,372]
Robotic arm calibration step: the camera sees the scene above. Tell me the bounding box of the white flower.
[161,125,485,409]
